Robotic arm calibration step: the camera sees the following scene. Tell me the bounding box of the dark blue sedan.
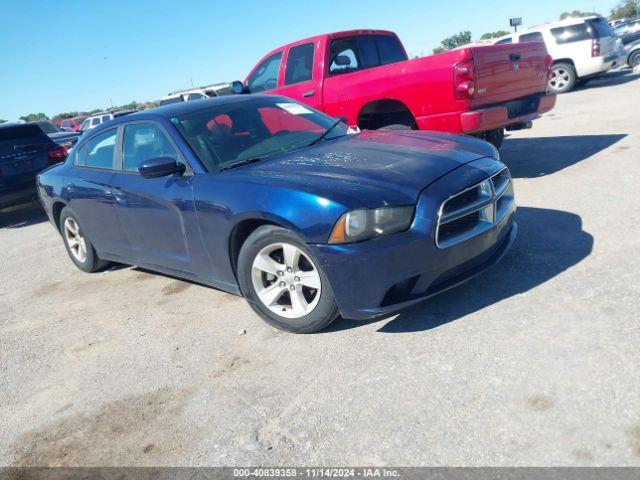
[37,95,516,333]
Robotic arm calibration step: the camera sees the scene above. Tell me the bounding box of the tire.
[59,206,109,273]
[482,128,505,149]
[548,63,577,94]
[380,124,413,130]
[629,51,640,68]
[237,225,339,333]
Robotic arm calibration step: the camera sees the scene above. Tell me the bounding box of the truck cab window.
[247,51,283,93]
[284,43,314,85]
[375,35,406,65]
[329,38,360,74]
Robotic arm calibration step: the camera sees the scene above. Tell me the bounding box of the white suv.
[492,16,620,93]
[79,110,136,132]
[159,83,232,106]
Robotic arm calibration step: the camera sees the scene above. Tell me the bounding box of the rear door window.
[551,24,591,44]
[495,37,513,44]
[329,35,407,75]
[519,32,544,43]
[80,128,117,169]
[284,43,314,85]
[247,51,283,93]
[329,37,359,73]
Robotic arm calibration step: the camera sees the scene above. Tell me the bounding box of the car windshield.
[172,97,349,172]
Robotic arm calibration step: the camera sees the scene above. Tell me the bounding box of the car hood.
[239,130,496,206]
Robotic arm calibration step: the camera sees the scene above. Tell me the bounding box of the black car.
[31,121,81,149]
[614,17,640,46]
[614,17,640,67]
[0,123,69,210]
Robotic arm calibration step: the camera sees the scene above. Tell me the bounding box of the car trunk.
[0,125,54,184]
[470,42,549,108]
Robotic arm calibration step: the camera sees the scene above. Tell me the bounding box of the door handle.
[302,90,315,98]
[509,53,521,62]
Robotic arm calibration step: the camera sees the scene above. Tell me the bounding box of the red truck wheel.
[481,129,504,149]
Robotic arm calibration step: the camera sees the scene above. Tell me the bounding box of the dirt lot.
[1,70,639,467]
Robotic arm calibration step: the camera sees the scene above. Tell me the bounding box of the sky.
[0,0,622,120]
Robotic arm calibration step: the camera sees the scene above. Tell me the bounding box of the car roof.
[494,15,604,40]
[75,95,283,143]
[131,94,270,119]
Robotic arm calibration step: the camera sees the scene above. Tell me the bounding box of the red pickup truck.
[235,29,556,148]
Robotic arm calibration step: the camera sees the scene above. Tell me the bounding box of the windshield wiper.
[304,118,344,148]
[218,157,266,171]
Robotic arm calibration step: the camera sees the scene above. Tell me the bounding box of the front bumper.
[310,161,517,320]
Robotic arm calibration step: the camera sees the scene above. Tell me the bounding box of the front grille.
[436,168,515,249]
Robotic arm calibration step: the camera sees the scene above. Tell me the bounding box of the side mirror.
[138,157,185,179]
[231,80,247,94]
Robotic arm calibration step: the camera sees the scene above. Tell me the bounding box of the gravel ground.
[1,69,639,467]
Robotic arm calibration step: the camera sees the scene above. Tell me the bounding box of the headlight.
[328,206,414,244]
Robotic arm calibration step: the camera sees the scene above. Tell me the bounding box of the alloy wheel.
[63,217,87,263]
[550,67,570,91]
[251,242,322,319]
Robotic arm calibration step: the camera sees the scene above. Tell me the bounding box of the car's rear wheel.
[237,225,339,333]
[548,63,577,94]
[59,207,109,273]
[629,51,640,68]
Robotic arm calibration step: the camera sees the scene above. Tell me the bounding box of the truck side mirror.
[231,81,247,94]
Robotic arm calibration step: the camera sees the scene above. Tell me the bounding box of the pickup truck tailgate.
[471,42,549,107]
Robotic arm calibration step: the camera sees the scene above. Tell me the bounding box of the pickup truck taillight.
[546,55,554,80]
[48,145,68,163]
[592,38,600,57]
[454,61,475,100]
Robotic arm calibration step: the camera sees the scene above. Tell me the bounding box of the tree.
[19,113,49,122]
[559,10,601,20]
[480,30,511,40]
[433,31,473,54]
[55,111,81,119]
[0,119,8,124]
[610,0,640,20]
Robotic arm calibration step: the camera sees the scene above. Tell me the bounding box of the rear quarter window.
[550,24,591,44]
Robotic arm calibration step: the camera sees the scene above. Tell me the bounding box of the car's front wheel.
[237,225,339,333]
[59,206,109,273]
[629,51,640,68]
